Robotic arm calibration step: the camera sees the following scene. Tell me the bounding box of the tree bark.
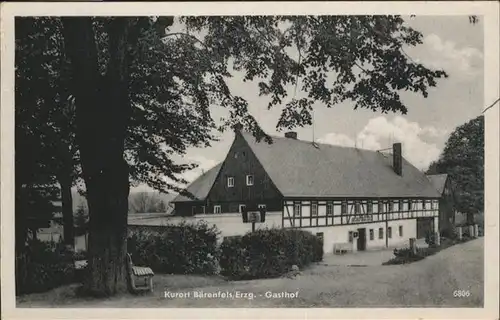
[62,17,133,296]
[59,174,75,249]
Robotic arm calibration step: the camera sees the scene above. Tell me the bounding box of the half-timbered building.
[427,173,457,233]
[168,127,441,253]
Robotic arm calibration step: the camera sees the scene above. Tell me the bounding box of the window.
[378,228,384,239]
[387,227,392,239]
[293,203,301,217]
[378,201,385,213]
[348,231,354,243]
[214,205,221,214]
[202,206,206,214]
[341,201,347,214]
[234,152,238,159]
[389,201,394,212]
[246,175,254,186]
[355,201,361,214]
[399,225,403,237]
[326,202,334,216]
[258,204,266,210]
[408,200,413,210]
[430,200,434,209]
[399,200,404,211]
[311,203,318,216]
[367,201,373,214]
[227,176,234,188]
[369,229,374,240]
[422,200,427,209]
[239,204,246,213]
[191,206,196,215]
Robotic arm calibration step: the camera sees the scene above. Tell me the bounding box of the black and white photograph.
[1,2,499,319]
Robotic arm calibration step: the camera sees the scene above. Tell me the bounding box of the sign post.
[241,205,266,233]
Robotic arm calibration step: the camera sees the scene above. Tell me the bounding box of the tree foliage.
[427,116,484,218]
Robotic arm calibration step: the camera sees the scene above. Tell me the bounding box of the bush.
[425,232,439,248]
[219,228,323,280]
[127,221,220,275]
[440,228,458,240]
[16,239,76,295]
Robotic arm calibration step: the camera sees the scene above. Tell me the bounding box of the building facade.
[427,173,457,233]
[147,128,441,254]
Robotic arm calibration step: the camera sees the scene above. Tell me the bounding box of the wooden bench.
[333,243,352,255]
[126,253,154,293]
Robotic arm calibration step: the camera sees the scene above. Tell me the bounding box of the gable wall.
[206,131,283,213]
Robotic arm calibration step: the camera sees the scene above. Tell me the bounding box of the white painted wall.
[128,211,282,241]
[300,219,417,254]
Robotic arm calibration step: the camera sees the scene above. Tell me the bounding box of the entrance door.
[417,217,434,239]
[357,228,366,251]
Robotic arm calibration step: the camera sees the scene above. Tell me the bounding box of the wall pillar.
[469,225,474,238]
[409,238,417,255]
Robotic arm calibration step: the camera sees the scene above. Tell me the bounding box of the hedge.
[16,240,76,295]
[219,228,323,280]
[127,221,220,275]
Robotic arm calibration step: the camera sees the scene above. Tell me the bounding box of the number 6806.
[453,290,471,297]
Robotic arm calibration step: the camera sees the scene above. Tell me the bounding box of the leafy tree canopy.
[17,15,449,194]
[427,115,484,216]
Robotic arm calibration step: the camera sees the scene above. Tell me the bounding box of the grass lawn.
[16,238,484,308]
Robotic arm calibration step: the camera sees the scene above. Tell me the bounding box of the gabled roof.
[171,163,222,202]
[173,131,441,202]
[240,132,440,198]
[426,173,448,195]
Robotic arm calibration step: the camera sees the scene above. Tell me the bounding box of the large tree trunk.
[59,174,75,249]
[62,17,133,296]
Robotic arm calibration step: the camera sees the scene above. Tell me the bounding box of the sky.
[135,16,484,192]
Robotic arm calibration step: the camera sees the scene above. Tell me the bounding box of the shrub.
[127,221,220,275]
[440,228,458,240]
[16,239,76,295]
[425,232,439,248]
[219,228,323,280]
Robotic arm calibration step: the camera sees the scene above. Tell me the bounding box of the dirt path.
[17,238,484,308]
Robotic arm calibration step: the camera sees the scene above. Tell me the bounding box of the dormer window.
[227,176,234,188]
[246,175,254,186]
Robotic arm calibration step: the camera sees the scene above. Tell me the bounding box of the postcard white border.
[1,2,499,320]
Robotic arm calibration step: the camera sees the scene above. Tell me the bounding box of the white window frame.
[213,205,221,214]
[355,201,361,214]
[326,202,334,216]
[367,201,373,214]
[239,204,246,213]
[341,201,347,215]
[311,203,318,216]
[246,175,254,186]
[379,201,385,213]
[293,203,301,217]
[227,176,234,188]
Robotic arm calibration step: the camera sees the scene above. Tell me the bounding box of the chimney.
[393,143,403,176]
[284,131,298,139]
